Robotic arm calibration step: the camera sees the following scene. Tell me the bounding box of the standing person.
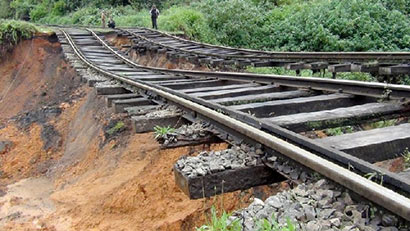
[101,10,106,28]
[150,5,159,29]
[108,17,116,29]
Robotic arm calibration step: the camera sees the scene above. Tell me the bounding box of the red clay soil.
[0,36,79,121]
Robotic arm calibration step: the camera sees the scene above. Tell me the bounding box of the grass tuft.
[106,121,125,136]
[153,125,175,140]
[0,20,38,46]
[196,206,241,231]
[196,206,297,231]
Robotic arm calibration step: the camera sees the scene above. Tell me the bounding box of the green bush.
[381,0,410,14]
[192,0,267,48]
[0,19,38,45]
[159,6,214,42]
[10,0,36,20]
[115,11,151,28]
[189,0,409,51]
[259,0,410,51]
[52,0,67,16]
[30,4,49,21]
[4,0,410,53]
[0,0,13,19]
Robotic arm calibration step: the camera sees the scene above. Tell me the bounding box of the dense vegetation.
[0,19,38,46]
[0,0,409,52]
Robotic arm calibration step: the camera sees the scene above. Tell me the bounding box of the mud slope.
[0,36,80,121]
[0,35,286,231]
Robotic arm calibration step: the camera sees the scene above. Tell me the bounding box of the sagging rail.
[122,27,410,77]
[60,28,410,220]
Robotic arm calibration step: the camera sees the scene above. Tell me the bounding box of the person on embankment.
[108,17,116,29]
[150,5,160,29]
[101,10,106,28]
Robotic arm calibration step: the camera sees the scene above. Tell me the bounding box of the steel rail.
[88,28,410,197]
[62,28,410,220]
[126,27,410,62]
[94,29,410,100]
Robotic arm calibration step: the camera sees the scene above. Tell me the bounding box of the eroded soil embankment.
[0,35,284,230]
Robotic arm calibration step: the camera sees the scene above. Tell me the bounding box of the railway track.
[121,27,410,77]
[57,28,410,221]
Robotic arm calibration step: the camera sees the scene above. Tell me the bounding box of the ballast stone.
[229,179,402,231]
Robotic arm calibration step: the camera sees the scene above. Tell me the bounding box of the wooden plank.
[126,75,181,81]
[113,98,153,113]
[160,79,227,89]
[229,94,358,117]
[151,37,175,41]
[353,63,379,73]
[79,46,107,50]
[173,44,197,48]
[131,113,184,133]
[211,90,313,105]
[83,52,114,58]
[198,57,214,64]
[153,78,206,85]
[252,61,289,68]
[124,105,161,116]
[160,41,186,46]
[286,62,305,70]
[117,72,155,76]
[105,93,141,107]
[103,66,140,72]
[80,49,112,55]
[74,41,100,46]
[235,59,252,67]
[182,45,204,50]
[144,34,164,38]
[210,59,226,67]
[379,64,410,75]
[181,83,259,94]
[316,123,410,163]
[174,164,284,199]
[304,62,328,70]
[265,102,408,132]
[190,85,281,100]
[84,54,115,59]
[328,63,360,73]
[96,85,129,95]
[88,58,123,64]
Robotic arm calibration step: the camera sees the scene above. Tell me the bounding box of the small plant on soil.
[402,148,410,169]
[325,126,353,136]
[369,119,397,129]
[197,206,297,231]
[106,121,125,136]
[257,214,296,231]
[153,125,175,140]
[196,206,241,231]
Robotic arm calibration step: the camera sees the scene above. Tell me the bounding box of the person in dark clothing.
[108,17,116,29]
[150,5,159,29]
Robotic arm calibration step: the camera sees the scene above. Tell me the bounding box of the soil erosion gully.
[59,28,410,220]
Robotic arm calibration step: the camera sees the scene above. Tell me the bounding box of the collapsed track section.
[59,28,410,220]
[122,27,410,76]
